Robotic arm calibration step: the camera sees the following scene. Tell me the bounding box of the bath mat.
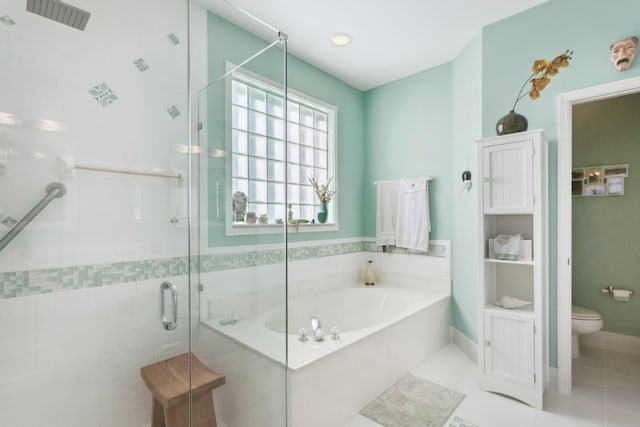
[359,374,465,427]
[449,416,478,427]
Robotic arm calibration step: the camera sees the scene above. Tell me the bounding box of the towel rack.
[73,164,182,180]
[0,182,66,253]
[58,156,182,180]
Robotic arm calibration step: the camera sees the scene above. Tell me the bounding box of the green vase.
[317,203,328,224]
[496,110,528,135]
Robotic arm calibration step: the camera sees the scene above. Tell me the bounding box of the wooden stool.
[141,353,225,427]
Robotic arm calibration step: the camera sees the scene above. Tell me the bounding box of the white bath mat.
[359,374,465,427]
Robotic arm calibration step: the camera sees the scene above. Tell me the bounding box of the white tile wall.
[0,0,207,272]
[0,1,210,426]
[0,278,191,427]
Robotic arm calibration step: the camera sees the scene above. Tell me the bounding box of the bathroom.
[569,92,640,405]
[1,0,640,426]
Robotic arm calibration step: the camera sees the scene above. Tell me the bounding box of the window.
[226,65,337,234]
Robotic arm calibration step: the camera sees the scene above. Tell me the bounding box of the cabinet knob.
[484,340,491,347]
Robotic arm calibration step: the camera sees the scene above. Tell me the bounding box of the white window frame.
[224,62,338,236]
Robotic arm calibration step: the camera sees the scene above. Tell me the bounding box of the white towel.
[396,178,430,252]
[376,180,400,246]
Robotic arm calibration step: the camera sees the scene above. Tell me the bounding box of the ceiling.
[201,0,550,91]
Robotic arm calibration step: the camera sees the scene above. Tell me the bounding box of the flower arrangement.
[511,49,573,111]
[309,176,337,204]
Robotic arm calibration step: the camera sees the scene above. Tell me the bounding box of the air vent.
[26,0,91,31]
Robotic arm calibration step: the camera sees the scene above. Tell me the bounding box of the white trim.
[548,367,558,390]
[451,326,478,364]
[556,75,640,394]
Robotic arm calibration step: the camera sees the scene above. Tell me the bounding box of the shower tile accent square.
[167,33,180,45]
[133,58,150,72]
[167,105,181,118]
[89,83,119,107]
[0,15,15,26]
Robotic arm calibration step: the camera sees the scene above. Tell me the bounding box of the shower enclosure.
[0,0,288,425]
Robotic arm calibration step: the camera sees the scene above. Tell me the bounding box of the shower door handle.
[159,281,178,331]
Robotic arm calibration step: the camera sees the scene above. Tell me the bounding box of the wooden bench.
[141,353,225,427]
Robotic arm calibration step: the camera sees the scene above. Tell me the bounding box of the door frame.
[556,75,640,393]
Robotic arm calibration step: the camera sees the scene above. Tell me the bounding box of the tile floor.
[344,343,640,427]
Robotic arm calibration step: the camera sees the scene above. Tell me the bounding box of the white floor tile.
[578,346,606,370]
[571,377,605,402]
[605,372,640,415]
[342,414,382,427]
[572,363,605,386]
[342,342,640,427]
[606,406,640,427]
[543,389,605,426]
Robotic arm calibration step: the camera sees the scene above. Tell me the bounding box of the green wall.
[451,34,483,343]
[572,93,640,337]
[206,12,365,247]
[207,0,640,364]
[481,0,640,366]
[363,63,454,239]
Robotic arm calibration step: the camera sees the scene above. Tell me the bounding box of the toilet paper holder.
[601,285,633,296]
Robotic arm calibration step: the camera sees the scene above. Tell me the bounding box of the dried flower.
[309,177,337,204]
[512,50,573,111]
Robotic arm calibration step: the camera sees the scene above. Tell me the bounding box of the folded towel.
[396,178,430,252]
[376,180,400,246]
[493,234,521,260]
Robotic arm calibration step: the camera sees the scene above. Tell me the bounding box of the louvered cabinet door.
[482,140,533,214]
[484,309,535,389]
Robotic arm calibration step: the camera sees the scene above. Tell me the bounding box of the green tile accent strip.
[0,241,446,299]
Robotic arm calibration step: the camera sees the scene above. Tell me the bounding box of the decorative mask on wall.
[610,36,638,71]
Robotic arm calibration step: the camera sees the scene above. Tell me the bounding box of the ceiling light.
[331,33,351,47]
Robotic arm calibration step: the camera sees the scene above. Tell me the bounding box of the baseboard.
[581,330,640,355]
[451,326,478,364]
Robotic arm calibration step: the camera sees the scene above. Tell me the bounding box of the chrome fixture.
[0,182,66,253]
[159,281,178,331]
[26,0,91,31]
[330,326,340,341]
[298,328,309,342]
[311,316,325,341]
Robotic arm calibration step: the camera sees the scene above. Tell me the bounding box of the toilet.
[571,305,603,359]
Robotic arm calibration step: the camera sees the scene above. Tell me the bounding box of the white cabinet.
[477,129,548,409]
[484,308,535,388]
[482,140,534,214]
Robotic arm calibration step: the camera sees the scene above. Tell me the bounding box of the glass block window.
[228,68,336,232]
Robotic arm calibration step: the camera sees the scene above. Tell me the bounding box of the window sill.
[226,222,338,236]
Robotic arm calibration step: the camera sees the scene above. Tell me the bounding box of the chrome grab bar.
[0,182,66,253]
[159,281,178,331]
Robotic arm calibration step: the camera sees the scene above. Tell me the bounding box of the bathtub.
[285,276,450,427]
[265,279,450,371]
[201,248,452,427]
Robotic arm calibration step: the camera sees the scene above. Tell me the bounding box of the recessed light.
[331,33,352,47]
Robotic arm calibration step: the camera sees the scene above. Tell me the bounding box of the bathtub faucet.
[310,316,325,341]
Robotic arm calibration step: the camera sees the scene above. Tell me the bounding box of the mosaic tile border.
[0,241,447,299]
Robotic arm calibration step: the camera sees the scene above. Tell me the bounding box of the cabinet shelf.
[484,258,534,266]
[485,305,534,316]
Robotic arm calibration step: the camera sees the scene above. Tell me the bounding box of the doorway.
[557,75,640,393]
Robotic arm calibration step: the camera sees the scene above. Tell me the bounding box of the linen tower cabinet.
[476,129,548,409]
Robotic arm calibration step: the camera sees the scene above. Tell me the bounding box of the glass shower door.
[193,8,289,426]
[0,0,194,425]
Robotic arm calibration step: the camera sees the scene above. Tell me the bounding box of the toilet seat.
[572,305,602,320]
